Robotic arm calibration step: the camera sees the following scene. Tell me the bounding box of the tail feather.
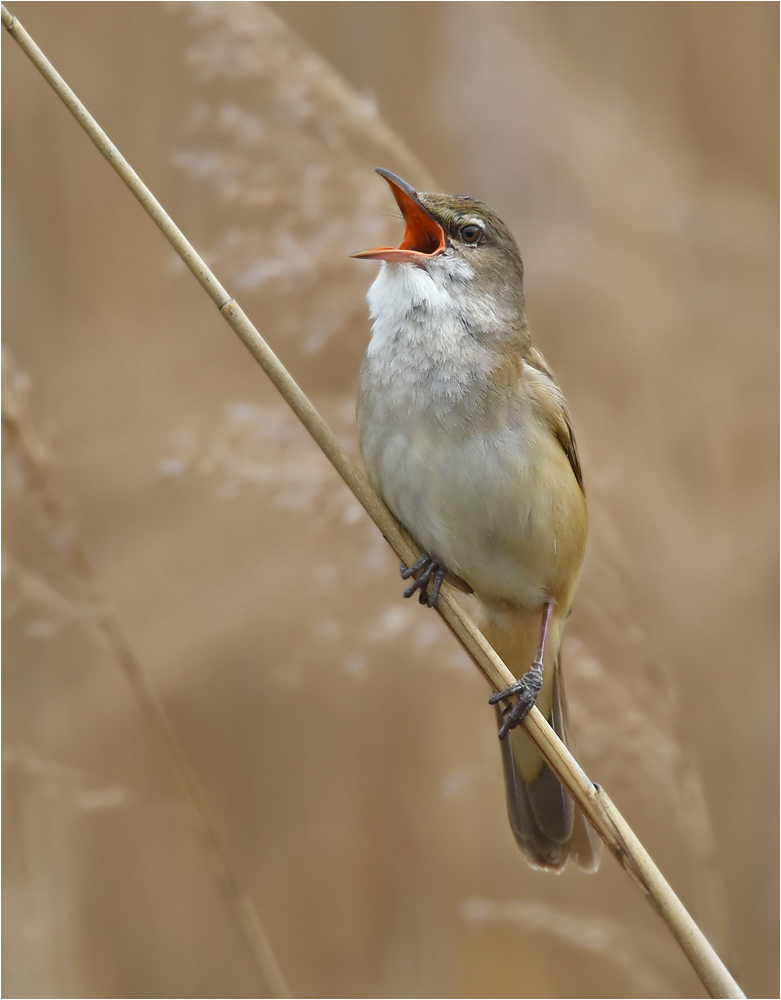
[499,710,572,868]
[478,605,601,872]
[498,656,601,873]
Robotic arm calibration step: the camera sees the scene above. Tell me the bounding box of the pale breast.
[357,263,586,610]
[359,369,585,607]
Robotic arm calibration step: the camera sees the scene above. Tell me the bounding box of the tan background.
[3,3,777,997]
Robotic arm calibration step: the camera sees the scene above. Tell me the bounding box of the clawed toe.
[400,554,428,581]
[488,679,526,706]
[489,660,545,739]
[400,554,446,607]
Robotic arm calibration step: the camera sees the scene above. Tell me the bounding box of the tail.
[481,609,601,873]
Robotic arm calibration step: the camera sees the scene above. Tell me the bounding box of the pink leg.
[488,599,554,739]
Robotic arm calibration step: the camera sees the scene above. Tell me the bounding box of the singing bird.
[353,169,600,871]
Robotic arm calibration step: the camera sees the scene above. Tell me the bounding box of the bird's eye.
[459,224,483,244]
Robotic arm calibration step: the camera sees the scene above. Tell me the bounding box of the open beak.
[352,168,446,264]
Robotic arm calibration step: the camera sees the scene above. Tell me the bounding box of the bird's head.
[353,168,527,335]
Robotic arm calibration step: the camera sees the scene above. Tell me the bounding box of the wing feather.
[523,347,584,494]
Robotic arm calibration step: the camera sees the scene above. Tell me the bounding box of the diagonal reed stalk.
[1,6,744,999]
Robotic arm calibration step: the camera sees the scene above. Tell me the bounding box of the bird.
[352,168,600,872]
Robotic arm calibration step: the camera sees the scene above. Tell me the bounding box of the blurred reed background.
[2,3,777,997]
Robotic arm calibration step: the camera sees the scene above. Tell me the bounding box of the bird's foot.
[488,659,544,739]
[399,554,446,607]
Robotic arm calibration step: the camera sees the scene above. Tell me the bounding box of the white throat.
[364,259,501,408]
